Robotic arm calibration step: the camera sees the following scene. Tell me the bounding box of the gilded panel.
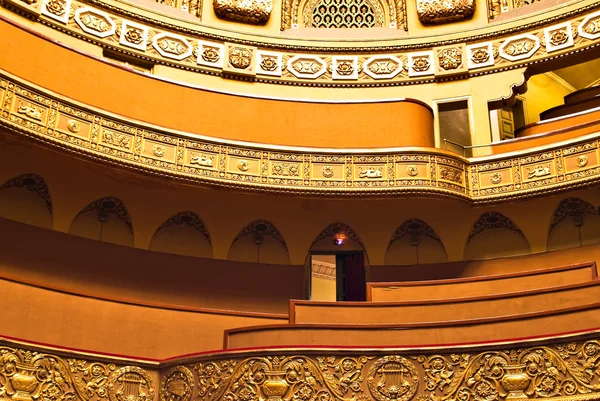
[312,163,344,180]
[143,140,177,163]
[227,156,261,175]
[12,96,49,125]
[354,164,387,180]
[56,114,91,140]
[395,162,428,179]
[478,168,513,189]
[564,151,598,173]
[521,161,555,182]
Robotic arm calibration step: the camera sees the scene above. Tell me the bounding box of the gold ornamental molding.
[2,70,600,202]
[5,330,600,401]
[1,0,600,86]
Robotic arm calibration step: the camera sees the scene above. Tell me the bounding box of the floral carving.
[471,48,490,64]
[416,0,475,24]
[548,198,598,234]
[232,220,287,249]
[503,38,537,57]
[291,59,322,75]
[153,144,166,157]
[467,211,524,243]
[322,166,334,178]
[45,0,66,15]
[157,38,189,57]
[335,61,354,76]
[77,197,133,233]
[202,47,221,63]
[438,48,462,71]
[228,47,253,70]
[439,166,462,183]
[124,28,144,44]
[259,56,278,72]
[213,0,272,24]
[549,29,569,46]
[490,172,502,184]
[367,60,399,75]
[102,130,131,150]
[272,163,300,177]
[412,57,430,72]
[79,12,112,33]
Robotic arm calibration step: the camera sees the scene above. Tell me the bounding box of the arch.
[149,211,212,258]
[281,0,406,30]
[547,198,600,251]
[68,196,133,246]
[0,173,53,228]
[464,212,530,260]
[309,222,365,252]
[228,220,290,264]
[385,219,447,265]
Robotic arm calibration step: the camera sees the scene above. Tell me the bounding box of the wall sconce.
[334,233,347,246]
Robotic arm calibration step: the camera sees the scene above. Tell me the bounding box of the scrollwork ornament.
[107,366,154,401]
[161,366,194,401]
[368,356,418,401]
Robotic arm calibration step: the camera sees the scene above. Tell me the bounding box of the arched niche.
[68,197,133,246]
[309,222,366,253]
[0,173,52,228]
[227,220,290,264]
[149,211,212,258]
[464,212,530,260]
[281,0,406,30]
[548,198,600,251]
[385,219,447,265]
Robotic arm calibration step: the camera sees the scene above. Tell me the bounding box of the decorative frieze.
[2,71,600,202]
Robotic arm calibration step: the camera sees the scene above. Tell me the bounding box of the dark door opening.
[310,252,366,301]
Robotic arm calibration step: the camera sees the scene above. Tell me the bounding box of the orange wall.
[0,218,304,313]
[0,19,434,148]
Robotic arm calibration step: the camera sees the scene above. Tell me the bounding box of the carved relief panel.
[213,0,272,24]
[416,0,475,24]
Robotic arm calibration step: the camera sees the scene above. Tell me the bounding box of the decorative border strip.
[1,70,600,202]
[3,0,600,86]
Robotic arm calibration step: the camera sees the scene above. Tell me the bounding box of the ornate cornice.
[1,70,600,202]
[2,0,600,87]
[312,261,336,280]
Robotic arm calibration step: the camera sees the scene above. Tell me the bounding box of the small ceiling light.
[334,233,347,246]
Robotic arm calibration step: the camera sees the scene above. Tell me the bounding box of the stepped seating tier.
[367,262,596,302]
[290,280,600,324]
[224,302,600,349]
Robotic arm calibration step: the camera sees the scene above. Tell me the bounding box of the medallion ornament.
[260,56,278,71]
[406,165,418,176]
[75,8,115,37]
[153,144,166,157]
[108,366,154,401]
[202,47,221,63]
[45,0,67,16]
[67,119,81,133]
[367,356,419,401]
[161,366,194,401]
[125,28,144,45]
[576,155,589,168]
[490,172,502,184]
[412,57,430,72]
[238,160,250,171]
[228,47,253,70]
[437,48,462,71]
[322,166,334,178]
[499,34,540,61]
[416,0,475,24]
[213,0,272,24]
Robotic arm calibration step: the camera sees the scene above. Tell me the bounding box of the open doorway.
[309,252,366,301]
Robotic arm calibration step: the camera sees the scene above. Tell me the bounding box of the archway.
[307,222,368,301]
[227,220,290,264]
[69,197,133,246]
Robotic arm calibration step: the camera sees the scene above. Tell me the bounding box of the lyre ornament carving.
[107,366,154,401]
